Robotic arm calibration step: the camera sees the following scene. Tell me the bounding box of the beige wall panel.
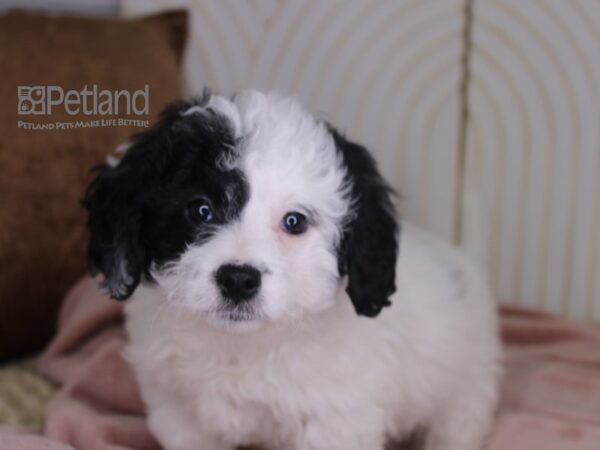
[468,0,600,319]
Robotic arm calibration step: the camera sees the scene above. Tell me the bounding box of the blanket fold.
[1,276,599,449]
[38,277,158,450]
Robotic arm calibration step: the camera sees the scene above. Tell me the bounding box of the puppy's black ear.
[330,127,400,317]
[83,159,147,300]
[82,101,189,299]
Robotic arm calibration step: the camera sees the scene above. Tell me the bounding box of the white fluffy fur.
[124,91,500,450]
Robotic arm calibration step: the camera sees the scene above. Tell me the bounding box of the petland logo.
[17,84,150,130]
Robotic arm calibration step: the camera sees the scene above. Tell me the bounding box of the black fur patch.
[330,127,400,318]
[83,94,248,300]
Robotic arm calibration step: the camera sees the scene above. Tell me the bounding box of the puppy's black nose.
[215,264,261,302]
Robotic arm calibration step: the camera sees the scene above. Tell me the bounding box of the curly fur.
[84,90,500,450]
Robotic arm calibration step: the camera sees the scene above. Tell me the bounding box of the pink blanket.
[1,276,599,449]
[488,306,600,450]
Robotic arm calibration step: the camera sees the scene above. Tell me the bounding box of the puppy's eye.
[281,212,308,235]
[188,199,214,224]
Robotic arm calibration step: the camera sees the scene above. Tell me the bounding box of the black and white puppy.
[84,90,500,450]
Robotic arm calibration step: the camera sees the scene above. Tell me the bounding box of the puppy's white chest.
[194,374,285,446]
[125,310,299,447]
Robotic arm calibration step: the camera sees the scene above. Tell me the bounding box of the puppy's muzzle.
[215,264,261,303]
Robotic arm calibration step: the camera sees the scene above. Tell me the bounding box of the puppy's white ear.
[330,127,399,317]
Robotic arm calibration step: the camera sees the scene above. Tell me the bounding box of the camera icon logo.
[18,86,46,115]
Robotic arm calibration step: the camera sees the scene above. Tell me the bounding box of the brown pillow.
[0,10,187,361]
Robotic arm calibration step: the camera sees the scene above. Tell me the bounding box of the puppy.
[84,90,500,450]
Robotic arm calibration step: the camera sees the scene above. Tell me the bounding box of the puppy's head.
[84,91,398,330]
